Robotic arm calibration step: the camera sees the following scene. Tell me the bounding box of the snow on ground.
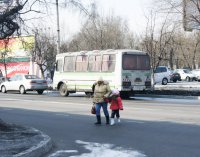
[155,81,200,91]
[49,140,146,157]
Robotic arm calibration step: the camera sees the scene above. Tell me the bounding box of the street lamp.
[56,0,61,54]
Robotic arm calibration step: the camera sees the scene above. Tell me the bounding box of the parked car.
[174,69,196,82]
[0,74,48,94]
[0,69,3,78]
[154,66,172,85]
[170,71,181,82]
[191,69,200,81]
[0,77,6,85]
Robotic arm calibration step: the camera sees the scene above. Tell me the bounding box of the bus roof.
[56,49,148,57]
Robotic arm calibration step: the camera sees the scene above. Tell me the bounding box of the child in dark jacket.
[109,89,123,125]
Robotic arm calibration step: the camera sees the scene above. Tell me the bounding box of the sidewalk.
[0,122,53,157]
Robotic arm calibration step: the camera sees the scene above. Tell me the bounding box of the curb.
[13,128,53,157]
[134,94,200,100]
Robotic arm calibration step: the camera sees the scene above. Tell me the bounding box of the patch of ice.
[49,140,146,157]
[71,140,146,157]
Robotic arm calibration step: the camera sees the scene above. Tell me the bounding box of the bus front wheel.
[59,83,69,96]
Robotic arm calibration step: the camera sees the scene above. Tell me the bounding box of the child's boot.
[117,118,121,123]
[110,118,115,125]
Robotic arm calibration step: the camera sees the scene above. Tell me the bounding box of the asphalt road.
[0,92,200,157]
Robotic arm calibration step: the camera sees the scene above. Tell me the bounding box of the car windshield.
[154,67,167,73]
[25,75,40,79]
[183,69,191,74]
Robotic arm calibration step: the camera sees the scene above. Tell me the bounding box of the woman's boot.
[106,116,110,125]
[95,115,101,125]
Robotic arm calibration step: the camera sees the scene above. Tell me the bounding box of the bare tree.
[0,0,43,130]
[141,8,180,71]
[154,0,200,31]
[31,28,57,79]
[67,13,135,51]
[140,11,157,70]
[173,31,200,69]
[0,1,24,39]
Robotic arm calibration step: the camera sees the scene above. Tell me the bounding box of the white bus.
[53,49,152,98]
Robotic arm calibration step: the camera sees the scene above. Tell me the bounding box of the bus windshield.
[122,54,150,70]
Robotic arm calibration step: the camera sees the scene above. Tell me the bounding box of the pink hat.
[112,89,119,95]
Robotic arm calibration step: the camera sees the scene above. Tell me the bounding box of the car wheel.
[37,90,44,95]
[186,76,190,82]
[19,86,26,94]
[192,77,196,81]
[162,78,168,85]
[1,86,7,93]
[59,83,69,96]
[173,79,177,83]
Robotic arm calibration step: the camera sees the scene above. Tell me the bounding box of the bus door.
[63,56,76,91]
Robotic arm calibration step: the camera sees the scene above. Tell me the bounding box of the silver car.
[0,74,48,94]
[192,69,200,81]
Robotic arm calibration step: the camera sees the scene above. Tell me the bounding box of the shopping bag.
[91,105,96,114]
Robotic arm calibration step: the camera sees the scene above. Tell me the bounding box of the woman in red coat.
[109,89,123,125]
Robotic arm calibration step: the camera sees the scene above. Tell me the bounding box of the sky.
[57,0,153,40]
[26,0,154,41]
[96,0,152,32]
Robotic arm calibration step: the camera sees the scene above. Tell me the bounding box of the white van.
[153,66,171,85]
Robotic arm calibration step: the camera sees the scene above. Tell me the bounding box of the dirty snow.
[49,140,146,157]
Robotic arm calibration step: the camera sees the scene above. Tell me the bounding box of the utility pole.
[56,0,61,54]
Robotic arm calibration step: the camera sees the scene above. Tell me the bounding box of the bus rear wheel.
[59,83,69,96]
[120,91,130,99]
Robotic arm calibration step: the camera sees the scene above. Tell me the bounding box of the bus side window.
[88,55,101,72]
[102,54,116,72]
[64,56,75,72]
[56,60,63,72]
[76,55,88,72]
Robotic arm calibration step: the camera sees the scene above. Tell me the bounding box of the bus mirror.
[54,62,58,71]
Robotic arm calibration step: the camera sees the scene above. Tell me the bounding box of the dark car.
[170,72,181,82]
